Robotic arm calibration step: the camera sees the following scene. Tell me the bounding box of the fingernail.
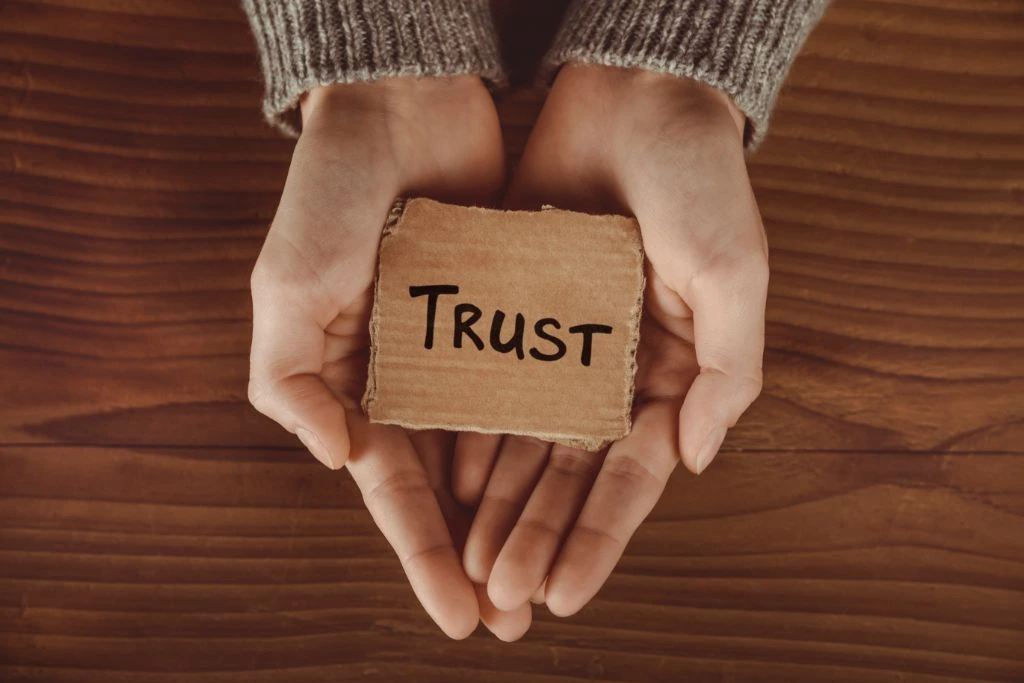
[297,428,338,470]
[696,427,726,474]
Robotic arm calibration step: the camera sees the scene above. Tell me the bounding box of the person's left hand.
[451,64,769,618]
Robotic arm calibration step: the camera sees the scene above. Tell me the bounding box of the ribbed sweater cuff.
[543,0,830,148]
[242,0,506,136]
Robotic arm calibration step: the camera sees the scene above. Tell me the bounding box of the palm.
[250,77,537,640]
[453,65,766,620]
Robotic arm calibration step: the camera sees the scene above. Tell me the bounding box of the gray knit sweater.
[242,0,830,146]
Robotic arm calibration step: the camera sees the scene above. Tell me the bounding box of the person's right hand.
[248,76,531,641]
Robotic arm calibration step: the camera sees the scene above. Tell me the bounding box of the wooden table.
[2,1,1022,680]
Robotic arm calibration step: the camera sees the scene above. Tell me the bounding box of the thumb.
[676,250,768,473]
[249,277,352,470]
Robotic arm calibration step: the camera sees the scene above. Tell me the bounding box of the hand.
[248,76,530,640]
[452,64,768,617]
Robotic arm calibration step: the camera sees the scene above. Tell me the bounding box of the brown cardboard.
[363,198,644,451]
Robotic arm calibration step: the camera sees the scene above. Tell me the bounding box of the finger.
[249,286,349,470]
[345,415,478,639]
[545,402,678,617]
[409,430,469,548]
[487,445,603,611]
[476,584,532,642]
[408,430,455,491]
[677,248,767,473]
[407,432,530,640]
[408,431,529,640]
[463,436,550,583]
[530,580,546,605]
[452,432,503,507]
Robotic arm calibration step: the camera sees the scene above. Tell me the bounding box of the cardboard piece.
[363,198,644,451]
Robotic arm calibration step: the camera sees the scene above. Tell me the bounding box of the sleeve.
[241,0,506,136]
[542,0,831,148]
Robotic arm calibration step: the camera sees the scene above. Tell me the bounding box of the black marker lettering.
[529,318,567,362]
[409,284,459,349]
[568,324,613,367]
[490,309,526,360]
[454,303,485,350]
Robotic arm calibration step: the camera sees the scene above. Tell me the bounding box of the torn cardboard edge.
[362,197,645,452]
[361,197,408,424]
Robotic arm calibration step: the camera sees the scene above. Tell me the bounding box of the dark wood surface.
[1,0,1023,681]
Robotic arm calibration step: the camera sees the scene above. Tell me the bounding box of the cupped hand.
[452,64,768,617]
[248,76,530,640]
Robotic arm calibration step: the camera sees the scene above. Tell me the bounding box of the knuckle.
[575,521,624,549]
[511,435,551,452]
[399,541,452,569]
[746,250,770,290]
[361,468,431,509]
[601,452,663,492]
[703,366,764,412]
[738,370,765,404]
[548,448,599,478]
[691,245,769,299]
[720,249,769,288]
[518,516,563,541]
[247,377,275,416]
[250,236,313,297]
[249,255,273,293]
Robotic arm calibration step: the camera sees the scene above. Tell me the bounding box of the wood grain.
[1,0,1022,681]
[2,447,1022,681]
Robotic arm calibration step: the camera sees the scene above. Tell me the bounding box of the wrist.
[299,75,492,132]
[633,70,746,139]
[555,64,747,144]
[295,76,504,204]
